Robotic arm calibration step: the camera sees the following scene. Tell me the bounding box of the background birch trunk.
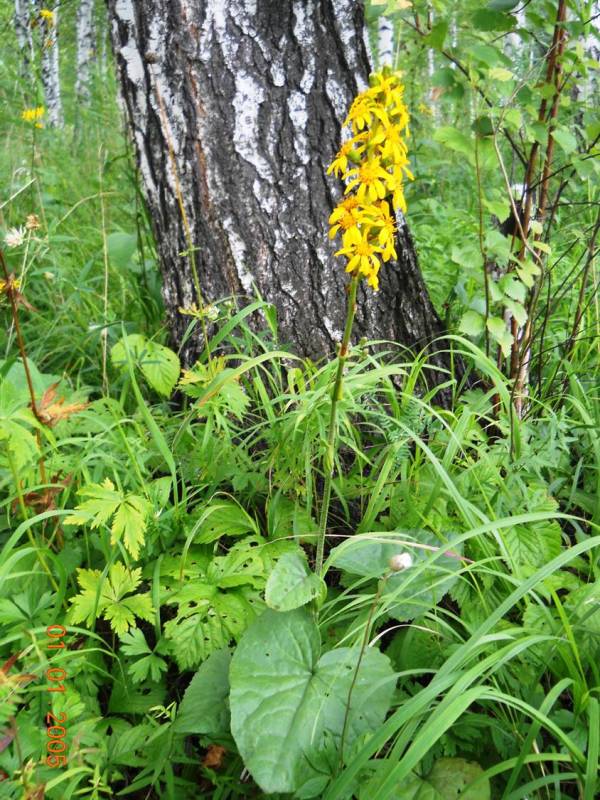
[36,2,64,127]
[75,0,96,104]
[106,0,457,400]
[14,0,34,80]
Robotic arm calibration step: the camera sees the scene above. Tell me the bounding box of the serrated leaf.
[459,310,485,337]
[486,316,513,356]
[265,550,325,611]
[499,274,527,302]
[111,494,152,560]
[66,480,151,559]
[229,608,396,795]
[504,298,528,326]
[68,563,154,635]
[64,478,121,529]
[163,587,256,669]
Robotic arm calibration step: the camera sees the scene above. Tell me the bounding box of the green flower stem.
[315,274,359,575]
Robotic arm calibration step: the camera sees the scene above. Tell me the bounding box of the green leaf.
[111,334,180,396]
[107,232,137,269]
[483,197,510,222]
[64,477,122,529]
[65,479,152,560]
[486,316,513,357]
[487,0,519,10]
[551,128,577,154]
[68,563,154,635]
[427,758,490,799]
[503,492,562,570]
[424,20,448,51]
[195,499,258,544]
[330,532,463,622]
[472,10,515,32]
[488,67,514,81]
[120,628,168,683]
[163,587,256,669]
[433,126,473,159]
[229,608,396,795]
[265,550,326,611]
[516,258,541,288]
[459,310,485,338]
[499,274,527,302]
[504,298,528,326]
[174,648,232,736]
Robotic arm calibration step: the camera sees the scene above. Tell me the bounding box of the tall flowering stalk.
[315,69,412,575]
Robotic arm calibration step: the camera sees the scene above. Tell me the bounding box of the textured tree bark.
[106,0,456,399]
[14,0,34,80]
[75,0,96,103]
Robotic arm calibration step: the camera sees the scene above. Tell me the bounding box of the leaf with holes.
[265,550,325,611]
[229,607,395,796]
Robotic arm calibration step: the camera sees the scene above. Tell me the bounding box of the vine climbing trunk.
[106,0,457,402]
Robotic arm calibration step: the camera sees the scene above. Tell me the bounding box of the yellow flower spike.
[327,69,412,291]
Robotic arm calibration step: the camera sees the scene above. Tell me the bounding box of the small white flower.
[204,304,219,321]
[4,226,26,248]
[389,552,413,572]
[43,271,55,281]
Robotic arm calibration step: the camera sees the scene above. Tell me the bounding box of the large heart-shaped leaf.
[329,531,463,620]
[229,607,396,796]
[265,550,325,611]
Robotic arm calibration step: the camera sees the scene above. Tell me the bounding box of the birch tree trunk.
[106,0,456,399]
[14,0,33,79]
[36,3,64,127]
[377,15,394,67]
[75,0,96,103]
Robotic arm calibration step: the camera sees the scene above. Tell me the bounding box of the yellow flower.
[417,102,433,116]
[328,204,362,239]
[335,227,383,282]
[344,97,389,133]
[345,158,390,202]
[327,134,367,177]
[21,106,45,126]
[371,201,397,262]
[40,8,55,24]
[368,73,406,110]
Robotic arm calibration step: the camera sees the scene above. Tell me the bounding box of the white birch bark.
[76,0,96,103]
[14,0,33,78]
[37,3,64,127]
[377,15,393,67]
